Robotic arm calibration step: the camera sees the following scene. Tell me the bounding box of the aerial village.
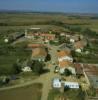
[1,27,98,99]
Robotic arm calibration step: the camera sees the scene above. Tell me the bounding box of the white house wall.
[64,82,79,89]
[58,56,73,62]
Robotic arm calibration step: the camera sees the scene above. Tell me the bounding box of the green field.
[0,41,31,75]
[48,88,85,100]
[48,89,61,100]
[0,83,42,100]
[0,13,98,34]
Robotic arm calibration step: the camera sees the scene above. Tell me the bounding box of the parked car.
[54,66,59,73]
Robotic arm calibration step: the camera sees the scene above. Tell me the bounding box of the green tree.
[58,36,66,44]
[77,88,85,100]
[31,60,44,75]
[13,62,22,74]
[64,69,72,76]
[45,54,51,62]
[87,86,96,97]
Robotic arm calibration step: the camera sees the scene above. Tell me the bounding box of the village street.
[40,45,60,100]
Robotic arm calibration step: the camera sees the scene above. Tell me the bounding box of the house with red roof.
[25,31,55,41]
[28,44,45,48]
[31,47,47,61]
[57,50,75,74]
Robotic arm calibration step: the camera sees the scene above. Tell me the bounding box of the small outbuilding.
[22,66,32,72]
[52,78,61,88]
[64,82,79,89]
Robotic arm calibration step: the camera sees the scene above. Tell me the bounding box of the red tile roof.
[28,44,45,48]
[27,33,55,40]
[57,50,71,58]
[32,48,47,57]
[59,61,72,68]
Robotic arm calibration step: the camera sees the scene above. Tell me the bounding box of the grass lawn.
[4,72,39,87]
[0,83,42,100]
[0,48,31,74]
[48,89,61,100]
[0,40,31,75]
[48,88,86,100]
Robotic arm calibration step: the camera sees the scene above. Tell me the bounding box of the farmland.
[0,83,42,100]
[0,13,98,34]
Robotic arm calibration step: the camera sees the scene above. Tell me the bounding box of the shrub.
[64,69,72,76]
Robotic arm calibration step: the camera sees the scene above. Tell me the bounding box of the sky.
[0,0,98,13]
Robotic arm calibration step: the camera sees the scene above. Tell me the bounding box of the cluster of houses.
[25,28,87,53]
[56,34,87,75]
[23,28,98,93]
[25,29,55,43]
[53,42,81,89]
[66,34,87,53]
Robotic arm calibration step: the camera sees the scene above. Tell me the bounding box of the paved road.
[37,67,60,100]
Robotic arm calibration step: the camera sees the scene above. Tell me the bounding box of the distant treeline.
[0,20,98,37]
[67,15,98,20]
[0,20,89,26]
[0,19,98,38]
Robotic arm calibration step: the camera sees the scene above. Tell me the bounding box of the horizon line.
[0,9,98,15]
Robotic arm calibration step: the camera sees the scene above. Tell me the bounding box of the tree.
[64,69,72,76]
[27,59,33,67]
[77,88,85,100]
[64,86,70,91]
[13,62,22,74]
[45,54,51,62]
[0,76,10,86]
[31,60,44,75]
[81,28,98,38]
[8,35,14,43]
[58,36,66,44]
[87,86,96,97]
